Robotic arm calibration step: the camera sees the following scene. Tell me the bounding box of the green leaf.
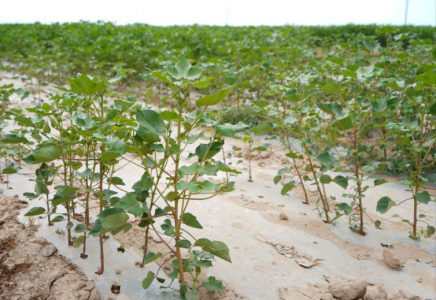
[427,226,435,237]
[333,116,353,131]
[251,122,273,135]
[363,38,380,51]
[322,82,340,94]
[194,238,213,248]
[100,151,121,161]
[430,102,436,117]
[2,163,18,174]
[375,220,381,229]
[25,143,62,164]
[67,73,106,95]
[372,98,388,112]
[1,133,28,144]
[376,196,396,214]
[74,223,87,233]
[160,110,179,121]
[108,176,125,186]
[51,215,65,223]
[211,241,231,263]
[333,175,348,189]
[194,239,231,262]
[136,110,166,135]
[143,252,162,265]
[166,57,202,81]
[185,290,199,300]
[281,182,295,195]
[273,175,282,185]
[316,103,342,115]
[416,70,436,86]
[417,191,430,204]
[24,207,45,216]
[101,212,129,230]
[116,194,144,217]
[175,240,192,248]
[165,191,179,201]
[202,276,223,292]
[196,84,236,107]
[320,174,332,184]
[14,115,33,126]
[182,213,203,229]
[195,141,223,161]
[337,203,352,215]
[151,71,173,85]
[316,152,336,168]
[142,271,155,289]
[73,236,84,248]
[374,178,388,186]
[216,122,249,137]
[395,137,411,145]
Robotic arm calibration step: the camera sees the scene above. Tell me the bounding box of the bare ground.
[0,193,100,300]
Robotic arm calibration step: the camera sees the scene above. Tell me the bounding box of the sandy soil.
[0,193,100,300]
[0,71,435,300]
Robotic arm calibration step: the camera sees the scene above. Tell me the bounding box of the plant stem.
[303,143,330,223]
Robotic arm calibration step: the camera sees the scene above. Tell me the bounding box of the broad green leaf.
[67,73,106,95]
[185,290,199,300]
[100,151,121,161]
[108,176,125,186]
[182,213,203,229]
[374,178,388,186]
[202,276,223,292]
[316,103,342,115]
[333,116,353,131]
[101,212,129,230]
[216,122,249,137]
[51,215,65,223]
[116,194,144,217]
[175,240,191,248]
[2,163,18,174]
[195,141,223,161]
[416,191,430,204]
[273,175,282,185]
[363,38,380,51]
[74,223,87,233]
[322,82,340,94]
[143,252,162,265]
[333,175,348,189]
[166,57,201,80]
[251,122,273,135]
[151,71,173,85]
[320,174,332,184]
[427,226,435,237]
[281,182,295,195]
[375,220,381,229]
[25,144,62,164]
[377,196,396,213]
[316,152,336,168]
[25,207,45,216]
[136,110,166,135]
[194,239,231,262]
[336,203,352,215]
[196,84,236,107]
[73,236,85,248]
[430,102,436,117]
[211,241,231,263]
[395,137,411,145]
[142,271,155,289]
[1,133,28,144]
